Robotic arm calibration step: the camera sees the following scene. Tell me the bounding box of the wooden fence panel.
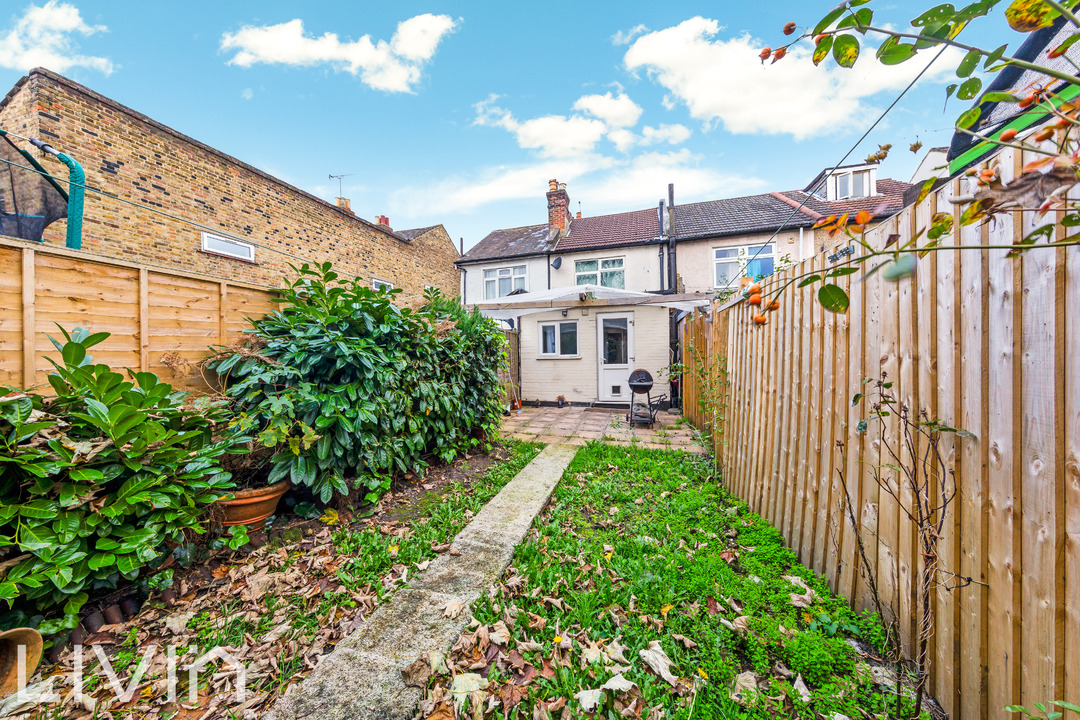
[0,235,276,393]
[679,146,1079,719]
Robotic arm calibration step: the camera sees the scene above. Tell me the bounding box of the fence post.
[21,248,35,388]
[139,268,149,372]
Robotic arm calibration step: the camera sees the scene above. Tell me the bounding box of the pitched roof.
[672,193,818,240]
[779,178,913,220]
[556,207,659,251]
[459,223,551,263]
[396,225,438,240]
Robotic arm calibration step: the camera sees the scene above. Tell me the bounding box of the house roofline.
[3,67,413,243]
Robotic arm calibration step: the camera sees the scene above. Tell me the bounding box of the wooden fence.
[0,235,277,393]
[682,146,1079,719]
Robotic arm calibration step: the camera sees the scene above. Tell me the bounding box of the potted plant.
[214,443,288,530]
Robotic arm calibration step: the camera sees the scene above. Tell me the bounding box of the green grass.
[451,443,922,719]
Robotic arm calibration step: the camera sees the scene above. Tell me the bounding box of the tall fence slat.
[679,145,1078,719]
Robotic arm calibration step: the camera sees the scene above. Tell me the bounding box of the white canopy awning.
[472,284,712,320]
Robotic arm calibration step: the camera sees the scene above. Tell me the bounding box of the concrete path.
[502,406,705,452]
[264,443,578,720]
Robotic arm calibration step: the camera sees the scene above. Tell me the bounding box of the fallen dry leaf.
[792,674,811,703]
[639,640,679,687]
[730,670,759,705]
[671,634,698,649]
[402,657,431,688]
[442,599,467,619]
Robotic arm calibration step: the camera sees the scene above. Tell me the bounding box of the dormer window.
[808,164,878,201]
[836,170,870,199]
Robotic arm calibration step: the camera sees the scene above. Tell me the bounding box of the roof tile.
[556,207,659,251]
[459,223,551,262]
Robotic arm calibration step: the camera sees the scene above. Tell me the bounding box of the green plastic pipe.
[54,151,84,250]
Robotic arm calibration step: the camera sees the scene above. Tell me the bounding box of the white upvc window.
[373,279,394,290]
[538,321,578,357]
[574,257,625,288]
[484,265,527,299]
[713,243,777,288]
[835,170,870,199]
[201,231,254,262]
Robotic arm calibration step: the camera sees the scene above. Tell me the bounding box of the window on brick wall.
[201,231,254,262]
[373,279,394,290]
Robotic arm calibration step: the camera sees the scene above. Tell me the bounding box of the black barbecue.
[626,369,666,427]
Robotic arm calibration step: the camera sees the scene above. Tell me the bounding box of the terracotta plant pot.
[0,627,43,697]
[218,481,290,531]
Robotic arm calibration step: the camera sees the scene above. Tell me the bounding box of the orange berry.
[772,47,787,62]
[767,299,780,311]
[752,314,768,325]
[747,283,762,295]
[1034,126,1054,143]
[1056,116,1071,128]
[814,34,827,44]
[784,21,797,35]
[748,293,763,306]
[760,47,772,61]
[1000,128,1018,142]
[1019,94,1036,108]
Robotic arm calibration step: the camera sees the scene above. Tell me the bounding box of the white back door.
[597,312,634,403]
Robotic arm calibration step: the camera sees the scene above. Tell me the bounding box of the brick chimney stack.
[335,197,353,214]
[376,214,391,231]
[547,179,570,231]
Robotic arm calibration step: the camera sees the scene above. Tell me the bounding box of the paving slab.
[264,443,577,720]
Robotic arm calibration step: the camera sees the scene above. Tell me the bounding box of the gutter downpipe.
[668,183,677,294]
[29,138,84,249]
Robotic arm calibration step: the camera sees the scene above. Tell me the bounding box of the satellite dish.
[551,256,562,270]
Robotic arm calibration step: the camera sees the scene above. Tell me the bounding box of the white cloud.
[390,148,761,218]
[474,95,610,158]
[624,17,963,139]
[220,13,457,93]
[611,24,648,45]
[241,87,253,100]
[0,1,112,74]
[573,91,642,128]
[474,90,689,158]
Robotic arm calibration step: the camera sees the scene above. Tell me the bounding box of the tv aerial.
[329,173,355,197]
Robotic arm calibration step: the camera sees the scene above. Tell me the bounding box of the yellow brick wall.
[0,69,460,302]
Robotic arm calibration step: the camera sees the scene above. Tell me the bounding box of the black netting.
[0,134,67,242]
[948,16,1080,163]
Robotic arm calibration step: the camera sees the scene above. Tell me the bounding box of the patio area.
[500,405,706,452]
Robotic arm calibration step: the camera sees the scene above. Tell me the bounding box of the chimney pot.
[576,211,581,219]
[335,197,353,213]
[548,178,559,192]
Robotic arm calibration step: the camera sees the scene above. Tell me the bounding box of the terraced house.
[459,169,911,406]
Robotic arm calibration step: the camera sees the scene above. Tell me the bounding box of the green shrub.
[783,632,857,686]
[0,328,247,632]
[208,263,505,504]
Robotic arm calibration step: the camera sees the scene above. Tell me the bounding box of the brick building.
[0,68,459,301]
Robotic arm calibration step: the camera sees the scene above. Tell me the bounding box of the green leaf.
[826,267,859,277]
[813,5,849,36]
[956,106,982,130]
[911,3,958,27]
[957,77,982,100]
[813,35,834,66]
[818,284,850,313]
[69,467,104,482]
[956,48,981,77]
[878,40,917,65]
[832,34,860,67]
[981,91,1019,103]
[984,43,1008,68]
[797,274,822,288]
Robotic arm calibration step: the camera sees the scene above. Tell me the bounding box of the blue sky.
[0,1,1016,250]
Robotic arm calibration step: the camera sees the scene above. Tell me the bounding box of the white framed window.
[373,279,394,290]
[713,243,777,288]
[835,170,870,199]
[538,321,578,357]
[200,231,254,262]
[574,257,624,288]
[484,265,527,299]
